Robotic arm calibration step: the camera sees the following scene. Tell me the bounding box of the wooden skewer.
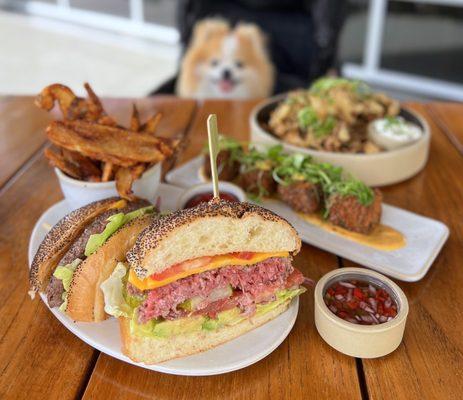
[207,114,220,199]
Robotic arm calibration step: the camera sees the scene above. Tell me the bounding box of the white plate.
[166,157,449,282]
[28,184,299,376]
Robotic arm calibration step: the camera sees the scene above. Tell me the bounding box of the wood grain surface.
[0,97,462,400]
[426,102,463,154]
[0,97,50,188]
[0,96,196,400]
[344,104,463,400]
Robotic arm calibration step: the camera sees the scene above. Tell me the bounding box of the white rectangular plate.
[166,156,449,282]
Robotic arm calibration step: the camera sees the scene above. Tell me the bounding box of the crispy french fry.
[131,104,141,132]
[35,84,79,116]
[37,83,181,199]
[142,112,162,134]
[84,83,118,126]
[44,147,83,179]
[84,82,103,117]
[131,164,146,180]
[87,175,102,182]
[102,162,113,182]
[47,120,174,167]
[61,148,101,178]
[115,167,136,200]
[97,115,118,126]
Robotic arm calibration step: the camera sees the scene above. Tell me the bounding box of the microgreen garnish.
[297,107,336,138]
[271,151,373,207]
[202,135,243,153]
[309,77,371,98]
[383,116,407,132]
[202,135,245,163]
[326,179,374,206]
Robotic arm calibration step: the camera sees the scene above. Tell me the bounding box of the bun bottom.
[119,300,291,364]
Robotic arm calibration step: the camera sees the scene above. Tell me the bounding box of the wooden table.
[0,96,462,400]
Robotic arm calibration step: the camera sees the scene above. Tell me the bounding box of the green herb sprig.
[310,77,371,97]
[297,106,336,138]
[271,150,373,207]
[202,135,245,163]
[326,179,374,206]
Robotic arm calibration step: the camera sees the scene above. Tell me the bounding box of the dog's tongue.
[219,79,234,93]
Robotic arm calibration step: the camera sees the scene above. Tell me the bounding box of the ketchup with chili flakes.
[184,192,239,209]
[324,279,397,325]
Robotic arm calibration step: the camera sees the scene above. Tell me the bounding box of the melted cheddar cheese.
[128,251,289,291]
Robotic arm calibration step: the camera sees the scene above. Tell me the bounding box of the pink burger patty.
[135,257,304,323]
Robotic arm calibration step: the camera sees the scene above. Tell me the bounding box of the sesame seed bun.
[119,299,291,364]
[65,215,153,322]
[29,197,127,293]
[127,199,301,279]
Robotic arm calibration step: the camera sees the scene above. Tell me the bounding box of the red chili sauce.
[324,279,398,325]
[184,192,239,209]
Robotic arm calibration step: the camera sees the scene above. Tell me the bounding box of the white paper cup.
[55,163,161,209]
[314,267,409,358]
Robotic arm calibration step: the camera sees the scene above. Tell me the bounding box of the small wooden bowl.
[314,267,409,358]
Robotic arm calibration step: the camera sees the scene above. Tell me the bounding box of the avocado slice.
[130,288,305,339]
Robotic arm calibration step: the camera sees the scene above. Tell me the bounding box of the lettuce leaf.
[53,258,82,312]
[85,206,155,257]
[100,262,132,318]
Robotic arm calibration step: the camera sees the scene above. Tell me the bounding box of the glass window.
[143,0,177,27]
[381,2,463,84]
[70,0,130,18]
[340,1,463,84]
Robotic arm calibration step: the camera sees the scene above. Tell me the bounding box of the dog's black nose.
[222,69,232,80]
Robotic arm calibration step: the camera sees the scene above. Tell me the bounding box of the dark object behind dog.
[153,0,346,95]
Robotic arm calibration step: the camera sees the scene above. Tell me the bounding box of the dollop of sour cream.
[368,116,423,150]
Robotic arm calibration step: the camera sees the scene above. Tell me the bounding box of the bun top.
[30,197,128,292]
[127,199,301,279]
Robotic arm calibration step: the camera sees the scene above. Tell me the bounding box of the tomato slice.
[148,256,213,282]
[230,252,254,260]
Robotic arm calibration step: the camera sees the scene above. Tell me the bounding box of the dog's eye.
[235,60,244,68]
[210,59,219,67]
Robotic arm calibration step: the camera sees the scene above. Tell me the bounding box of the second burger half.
[102,198,307,364]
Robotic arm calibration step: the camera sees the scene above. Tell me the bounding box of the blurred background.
[0,0,462,100]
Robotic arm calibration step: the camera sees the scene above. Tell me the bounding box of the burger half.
[29,197,157,322]
[102,199,306,364]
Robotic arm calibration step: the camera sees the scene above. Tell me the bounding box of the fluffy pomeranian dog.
[177,19,275,99]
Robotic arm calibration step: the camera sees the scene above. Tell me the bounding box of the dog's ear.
[234,23,268,53]
[191,18,230,46]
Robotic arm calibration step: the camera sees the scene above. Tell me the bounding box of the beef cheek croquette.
[203,150,240,181]
[238,169,277,197]
[327,189,382,234]
[278,182,322,214]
